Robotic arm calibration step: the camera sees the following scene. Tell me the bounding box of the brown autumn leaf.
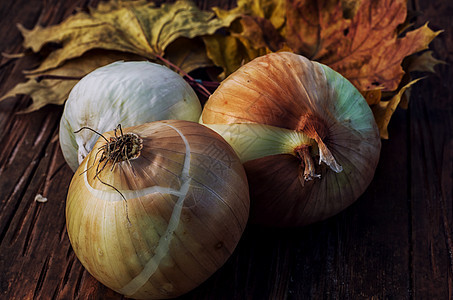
[286,0,441,92]
[340,0,362,19]
[237,15,286,51]
[209,0,440,91]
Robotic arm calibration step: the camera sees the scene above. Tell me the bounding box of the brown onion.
[66,120,249,299]
[201,52,381,227]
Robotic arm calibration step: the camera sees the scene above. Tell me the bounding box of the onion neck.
[202,121,343,181]
[295,145,321,181]
[296,114,343,174]
[201,123,314,162]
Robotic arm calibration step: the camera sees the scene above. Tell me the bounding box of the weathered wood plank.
[0,1,104,299]
[0,110,70,299]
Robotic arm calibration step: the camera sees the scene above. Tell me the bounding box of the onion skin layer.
[201,52,381,227]
[66,120,249,299]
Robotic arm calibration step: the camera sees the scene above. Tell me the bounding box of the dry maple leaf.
[286,0,441,92]
[204,14,286,79]
[204,0,288,79]
[372,77,423,139]
[1,0,237,111]
[20,0,237,74]
[214,0,286,31]
[1,50,143,113]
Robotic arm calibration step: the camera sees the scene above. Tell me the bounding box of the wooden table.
[1,0,451,299]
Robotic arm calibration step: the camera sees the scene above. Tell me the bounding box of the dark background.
[0,0,451,298]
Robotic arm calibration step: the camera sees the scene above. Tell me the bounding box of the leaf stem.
[155,54,215,98]
[35,74,82,82]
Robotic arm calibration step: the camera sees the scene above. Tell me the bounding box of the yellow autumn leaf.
[213,0,286,31]
[0,50,144,112]
[1,79,76,113]
[19,0,237,74]
[206,0,288,80]
[204,13,286,79]
[204,34,252,80]
[372,78,423,139]
[2,0,238,112]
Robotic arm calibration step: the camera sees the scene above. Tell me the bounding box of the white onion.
[59,61,202,171]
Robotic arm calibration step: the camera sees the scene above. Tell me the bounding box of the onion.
[59,61,202,172]
[66,120,249,299]
[200,52,381,227]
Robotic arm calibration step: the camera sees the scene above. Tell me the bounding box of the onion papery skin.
[200,52,381,227]
[60,61,202,172]
[66,120,249,299]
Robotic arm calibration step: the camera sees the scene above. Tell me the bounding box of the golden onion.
[66,120,249,299]
[200,52,381,227]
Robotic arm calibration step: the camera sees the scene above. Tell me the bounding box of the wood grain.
[0,0,451,299]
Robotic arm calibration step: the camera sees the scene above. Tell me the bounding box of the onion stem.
[295,146,321,181]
